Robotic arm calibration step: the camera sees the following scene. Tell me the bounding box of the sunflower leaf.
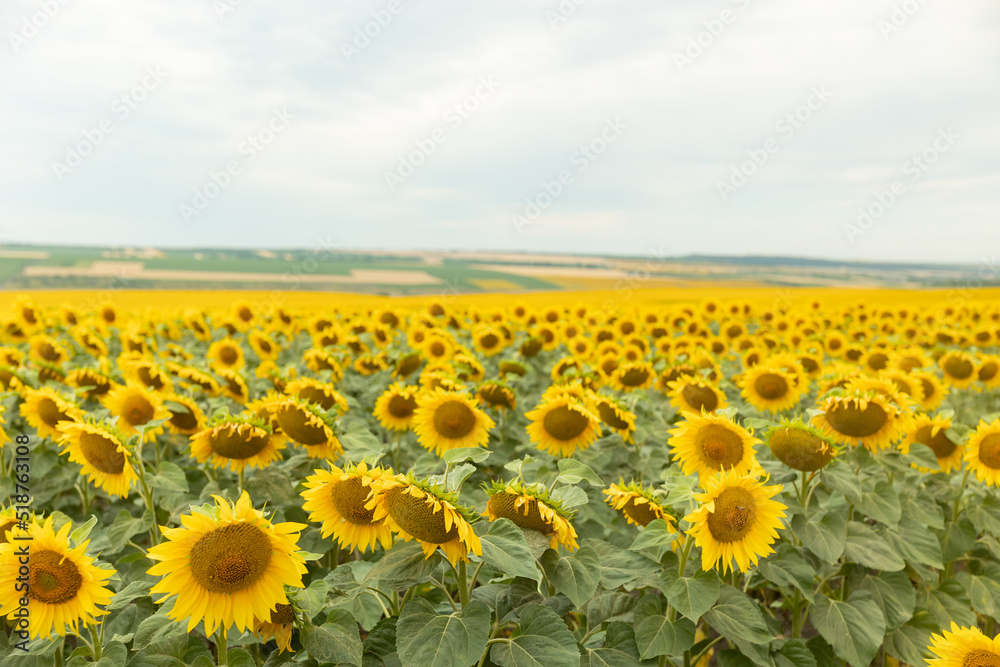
[819,460,861,503]
[300,609,363,667]
[635,612,695,660]
[489,603,580,667]
[442,447,491,465]
[843,521,905,571]
[397,598,490,667]
[580,621,644,667]
[339,420,384,459]
[555,459,603,486]
[150,461,188,494]
[628,519,678,553]
[69,514,98,546]
[703,585,770,645]
[858,571,916,631]
[477,518,542,581]
[809,591,885,667]
[666,570,720,623]
[791,511,846,565]
[859,480,901,526]
[550,484,589,508]
[108,581,152,610]
[445,463,476,492]
[540,546,601,608]
[757,544,815,603]
[364,540,444,591]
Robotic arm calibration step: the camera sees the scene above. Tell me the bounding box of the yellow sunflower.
[525,395,602,458]
[58,420,137,498]
[301,461,395,553]
[19,386,84,439]
[765,419,837,472]
[901,414,963,473]
[302,349,344,381]
[285,378,349,415]
[978,355,1000,389]
[366,474,482,564]
[604,481,676,530]
[207,338,246,372]
[394,352,423,378]
[669,412,759,483]
[147,491,307,635]
[412,389,495,456]
[667,376,728,415]
[28,334,69,365]
[273,396,344,459]
[683,469,787,574]
[163,394,208,435]
[216,367,250,403]
[610,361,655,392]
[811,390,905,452]
[102,382,169,442]
[939,350,979,388]
[590,394,636,443]
[927,622,1000,667]
[65,368,114,400]
[170,364,221,396]
[965,419,1000,487]
[472,325,507,357]
[485,480,578,550]
[190,415,286,472]
[910,370,948,411]
[121,358,174,394]
[248,330,280,361]
[477,381,517,412]
[0,516,115,639]
[373,383,420,431]
[254,603,296,654]
[739,364,804,414]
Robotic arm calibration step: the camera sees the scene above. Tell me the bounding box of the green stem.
[457,560,471,607]
[88,624,102,662]
[237,468,245,495]
[216,626,228,666]
[689,636,724,666]
[952,468,971,524]
[470,561,485,591]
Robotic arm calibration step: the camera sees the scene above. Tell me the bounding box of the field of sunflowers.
[2,291,1000,667]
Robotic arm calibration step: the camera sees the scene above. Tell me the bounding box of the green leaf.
[445,463,476,492]
[490,603,580,667]
[539,546,601,608]
[956,571,1000,617]
[244,466,296,505]
[504,456,535,477]
[923,578,976,628]
[363,616,398,659]
[774,639,818,667]
[364,540,443,591]
[628,519,678,552]
[555,458,603,486]
[809,591,885,667]
[106,509,153,554]
[108,581,152,610]
[666,570,720,623]
[69,515,98,546]
[905,443,941,470]
[941,516,977,561]
[859,480,901,526]
[586,592,636,631]
[635,614,695,660]
[843,521,905,571]
[442,447,491,464]
[859,571,915,631]
[757,543,815,603]
[820,460,862,502]
[150,461,188,493]
[550,484,589,508]
[884,617,938,667]
[580,622,643,667]
[887,516,944,569]
[340,420,385,459]
[903,495,945,530]
[300,609,363,667]
[792,511,845,565]
[132,613,187,650]
[223,648,255,667]
[703,585,770,644]
[94,641,128,667]
[396,598,490,667]
[968,494,1000,534]
[478,519,542,581]
[585,539,660,589]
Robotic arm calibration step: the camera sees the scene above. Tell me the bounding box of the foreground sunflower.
[965,419,1000,487]
[102,382,169,442]
[190,415,286,472]
[669,412,759,483]
[147,491,308,635]
[412,389,495,456]
[58,420,137,498]
[254,603,296,653]
[811,390,905,452]
[271,396,344,459]
[927,622,1000,667]
[0,516,115,639]
[373,383,420,431]
[604,481,675,529]
[901,414,964,473]
[683,469,787,574]
[589,394,636,443]
[765,419,837,472]
[19,386,83,439]
[525,395,602,457]
[366,474,482,564]
[301,461,394,553]
[484,480,578,550]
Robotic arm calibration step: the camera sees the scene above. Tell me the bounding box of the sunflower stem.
[689,635,723,666]
[470,561,485,591]
[215,626,228,666]
[457,560,471,608]
[237,468,245,495]
[88,624,102,662]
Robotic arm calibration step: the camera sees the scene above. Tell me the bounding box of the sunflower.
[422,333,455,363]
[939,350,979,388]
[146,491,307,635]
[590,394,636,443]
[604,481,675,530]
[811,390,906,452]
[669,412,759,483]
[484,480,578,550]
[254,603,296,653]
[472,325,506,357]
[394,352,423,378]
[65,368,114,400]
[683,469,787,574]
[927,622,1000,667]
[610,362,655,391]
[285,378,349,415]
[366,474,482,564]
[163,394,208,435]
[901,414,963,473]
[216,368,250,403]
[28,334,69,365]
[58,420,137,498]
[978,355,1000,389]
[19,386,84,439]
[121,358,174,394]
[667,376,728,415]
[453,354,485,383]
[412,389,494,456]
[910,370,948,411]
[525,395,602,457]
[170,364,221,396]
[371,384,418,432]
[0,406,8,450]
[190,415,286,472]
[0,516,115,640]
[499,361,527,377]
[765,419,837,472]
[302,349,344,380]
[202,336,241,371]
[477,381,516,412]
[354,354,389,376]
[273,396,343,459]
[739,364,803,414]
[102,382,169,442]
[965,419,1000,487]
[301,461,394,553]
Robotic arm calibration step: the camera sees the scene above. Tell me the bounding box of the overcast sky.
[0,0,997,263]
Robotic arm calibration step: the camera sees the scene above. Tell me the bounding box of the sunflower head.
[927,622,1000,667]
[965,419,1000,487]
[273,396,343,459]
[19,386,84,440]
[284,378,349,415]
[590,394,636,443]
[190,414,285,472]
[610,361,655,391]
[525,395,602,458]
[301,461,395,553]
[669,412,760,484]
[811,389,905,452]
[484,480,578,550]
[765,419,837,472]
[739,365,803,414]
[58,420,136,498]
[374,383,421,431]
[667,376,728,415]
[603,480,674,529]
[477,381,517,412]
[901,414,963,473]
[412,389,495,456]
[101,381,169,442]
